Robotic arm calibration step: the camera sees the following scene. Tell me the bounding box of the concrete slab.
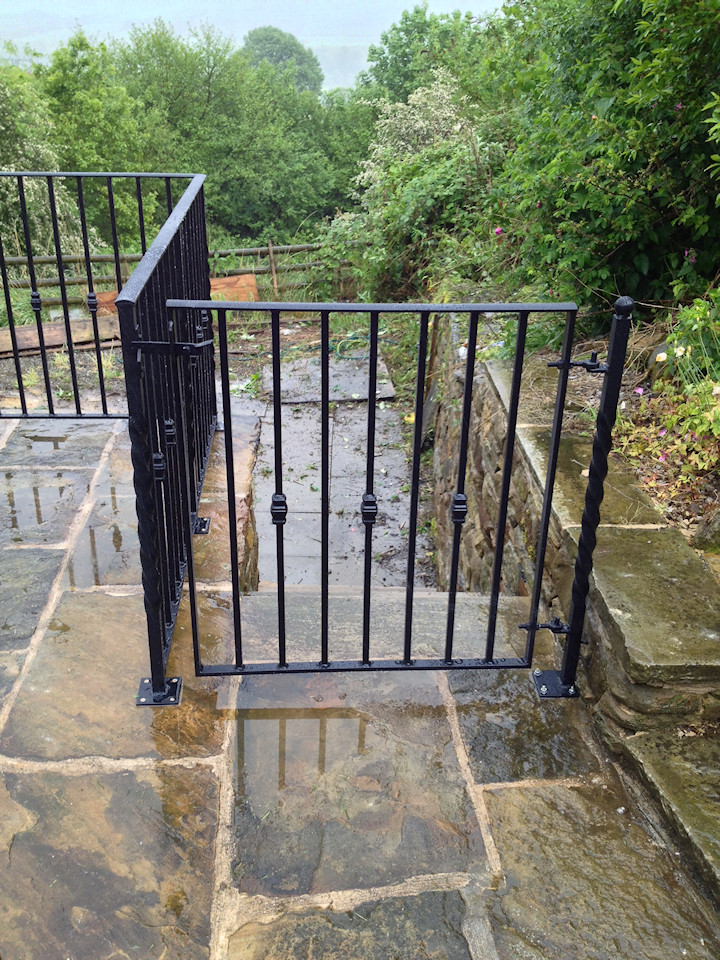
[0,765,216,959]
[625,728,720,900]
[0,468,93,546]
[484,780,720,959]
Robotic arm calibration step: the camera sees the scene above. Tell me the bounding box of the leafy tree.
[242,26,323,94]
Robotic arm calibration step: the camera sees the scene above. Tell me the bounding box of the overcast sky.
[2,0,502,88]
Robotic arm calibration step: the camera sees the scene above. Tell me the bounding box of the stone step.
[624,727,720,903]
[197,585,539,669]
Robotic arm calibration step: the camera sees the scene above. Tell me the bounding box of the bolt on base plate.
[532,669,579,699]
[136,676,182,706]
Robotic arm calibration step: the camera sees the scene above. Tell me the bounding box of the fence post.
[536,296,633,698]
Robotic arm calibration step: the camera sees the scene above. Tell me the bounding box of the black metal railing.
[0,171,195,418]
[115,174,217,707]
[129,296,632,704]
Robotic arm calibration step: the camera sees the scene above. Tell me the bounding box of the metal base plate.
[136,676,182,706]
[532,670,579,699]
[193,517,211,535]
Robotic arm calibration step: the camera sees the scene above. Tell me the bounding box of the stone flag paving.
[0,413,719,959]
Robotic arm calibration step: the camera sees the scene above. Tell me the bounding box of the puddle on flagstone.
[227,891,471,960]
[485,777,720,960]
[63,487,140,588]
[231,672,486,897]
[0,469,93,545]
[1,420,115,467]
[0,765,215,960]
[449,669,604,783]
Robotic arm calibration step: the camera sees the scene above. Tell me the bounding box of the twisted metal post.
[559,295,633,688]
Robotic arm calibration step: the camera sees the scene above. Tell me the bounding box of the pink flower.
[675,102,683,111]
[634,387,644,395]
[658,427,667,437]
[536,201,542,208]
[494,227,503,236]
[658,452,666,462]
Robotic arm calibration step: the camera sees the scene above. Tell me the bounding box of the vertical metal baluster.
[169,314,202,677]
[559,297,633,687]
[218,310,244,668]
[445,311,478,662]
[485,310,529,661]
[525,308,577,664]
[321,309,330,666]
[17,177,53,414]
[403,310,430,663]
[76,177,108,414]
[47,177,81,414]
[361,310,380,664]
[0,231,27,415]
[165,177,173,216]
[135,176,147,255]
[271,309,288,667]
[106,177,123,294]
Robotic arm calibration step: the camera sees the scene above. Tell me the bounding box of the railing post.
[536,296,633,698]
[118,298,181,707]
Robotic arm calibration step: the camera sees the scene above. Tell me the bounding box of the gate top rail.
[117,174,206,309]
[167,299,578,314]
[0,171,197,180]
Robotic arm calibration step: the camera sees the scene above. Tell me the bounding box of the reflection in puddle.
[238,708,367,792]
[3,470,69,533]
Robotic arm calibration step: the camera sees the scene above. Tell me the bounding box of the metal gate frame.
[123,288,632,705]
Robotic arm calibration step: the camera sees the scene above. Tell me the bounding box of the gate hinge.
[132,338,213,358]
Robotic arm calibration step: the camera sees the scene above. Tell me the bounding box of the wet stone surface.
[449,669,604,784]
[0,547,63,649]
[485,779,720,959]
[0,765,216,960]
[63,489,140,589]
[626,728,720,897]
[1,419,115,467]
[227,891,472,960]
[0,468,93,546]
[0,592,226,760]
[231,672,486,896]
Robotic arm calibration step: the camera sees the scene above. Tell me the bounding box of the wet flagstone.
[0,650,24,705]
[231,672,486,897]
[0,468,93,546]
[0,765,216,960]
[227,891,471,960]
[625,728,720,899]
[1,419,115,467]
[0,547,63,649]
[484,779,720,960]
[0,592,227,760]
[449,668,604,784]
[64,490,140,589]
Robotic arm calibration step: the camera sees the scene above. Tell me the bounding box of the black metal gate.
[120,281,632,704]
